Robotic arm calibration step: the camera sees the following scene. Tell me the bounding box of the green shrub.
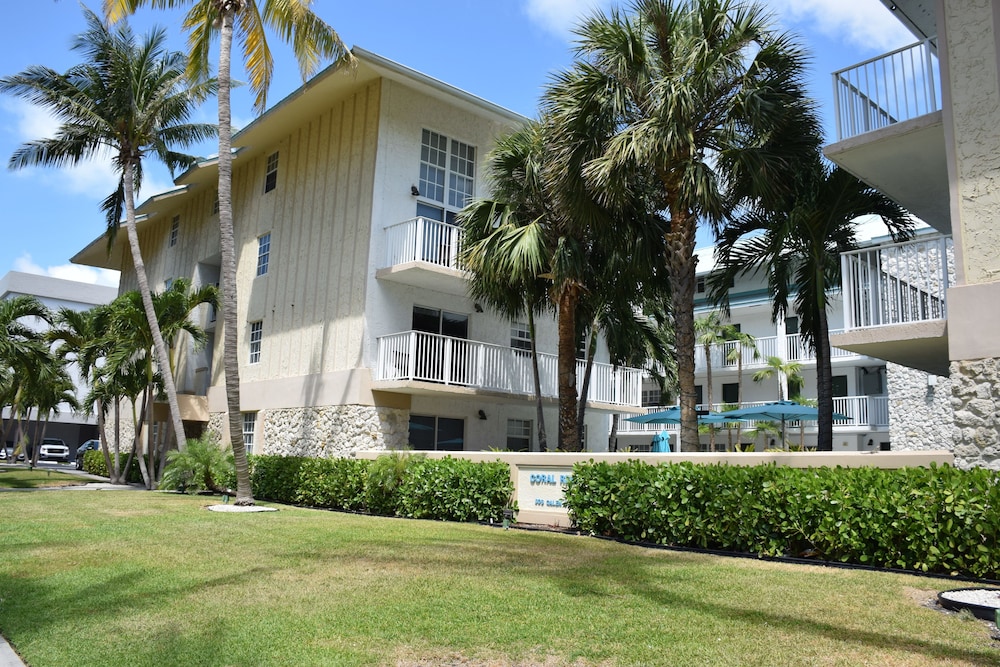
[564,461,1000,579]
[398,456,515,523]
[364,452,417,516]
[159,434,234,493]
[82,449,142,482]
[295,457,370,511]
[250,455,305,504]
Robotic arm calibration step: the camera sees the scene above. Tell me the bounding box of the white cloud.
[522,0,612,38]
[764,0,915,53]
[14,254,120,289]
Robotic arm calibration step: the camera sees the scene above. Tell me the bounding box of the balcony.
[825,37,949,232]
[375,217,468,296]
[615,395,889,434]
[374,331,643,408]
[693,332,859,373]
[833,236,952,375]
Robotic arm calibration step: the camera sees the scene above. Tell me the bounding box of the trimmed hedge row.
[81,450,142,483]
[563,460,1000,579]
[248,453,515,523]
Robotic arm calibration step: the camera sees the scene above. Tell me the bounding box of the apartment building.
[72,49,643,456]
[614,219,946,453]
[0,270,118,449]
[825,0,999,467]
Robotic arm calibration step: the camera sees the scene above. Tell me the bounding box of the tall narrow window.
[506,419,531,452]
[256,233,271,277]
[212,194,219,215]
[168,215,179,247]
[263,151,279,193]
[417,130,476,223]
[249,321,263,364]
[242,412,257,454]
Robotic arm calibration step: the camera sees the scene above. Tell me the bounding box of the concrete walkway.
[0,634,25,667]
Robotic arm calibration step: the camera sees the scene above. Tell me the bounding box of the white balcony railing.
[383,217,463,270]
[694,331,858,372]
[833,37,940,141]
[375,331,643,407]
[841,236,953,331]
[615,395,890,434]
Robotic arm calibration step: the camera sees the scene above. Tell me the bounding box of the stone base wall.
[259,405,410,458]
[887,363,954,452]
[949,358,1000,469]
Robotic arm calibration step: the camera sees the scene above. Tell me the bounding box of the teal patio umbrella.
[722,400,849,446]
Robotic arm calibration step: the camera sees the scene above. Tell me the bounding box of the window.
[408,415,464,451]
[722,382,739,404]
[785,316,799,335]
[164,278,173,291]
[212,195,219,215]
[506,419,531,452]
[256,233,271,277]
[263,151,279,193]
[242,412,257,454]
[694,385,704,407]
[249,321,262,364]
[832,375,848,397]
[168,216,179,247]
[641,387,661,407]
[696,276,705,293]
[510,322,531,353]
[412,306,468,338]
[417,130,476,222]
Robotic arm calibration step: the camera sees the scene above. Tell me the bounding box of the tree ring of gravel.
[206,504,278,513]
[938,588,1000,620]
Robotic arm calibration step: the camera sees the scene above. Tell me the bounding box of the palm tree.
[714,157,912,450]
[752,355,803,402]
[0,8,216,459]
[566,0,820,451]
[460,124,553,451]
[695,312,735,449]
[0,296,52,453]
[106,0,351,504]
[724,329,758,445]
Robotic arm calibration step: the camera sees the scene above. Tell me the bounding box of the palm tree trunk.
[217,9,253,504]
[556,284,580,451]
[135,387,151,489]
[735,356,744,446]
[97,401,113,479]
[704,343,714,450]
[815,306,834,451]
[666,213,698,452]
[608,413,619,451]
[527,310,547,451]
[123,162,188,455]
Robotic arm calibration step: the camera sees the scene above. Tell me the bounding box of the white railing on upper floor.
[383,217,463,270]
[694,331,858,372]
[375,330,643,407]
[833,37,940,141]
[841,236,953,330]
[615,395,889,434]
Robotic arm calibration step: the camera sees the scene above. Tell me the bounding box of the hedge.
[81,449,142,483]
[563,460,1000,579]
[247,453,514,523]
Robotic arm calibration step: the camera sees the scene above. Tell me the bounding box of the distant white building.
[615,218,953,453]
[0,270,118,450]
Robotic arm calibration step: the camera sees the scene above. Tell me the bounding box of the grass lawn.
[0,491,997,666]
[0,465,92,489]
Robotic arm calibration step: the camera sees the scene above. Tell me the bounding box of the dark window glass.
[408,415,435,450]
[785,316,799,335]
[722,383,739,404]
[694,385,703,407]
[832,375,848,397]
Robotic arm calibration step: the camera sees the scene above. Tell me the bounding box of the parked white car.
[38,438,70,462]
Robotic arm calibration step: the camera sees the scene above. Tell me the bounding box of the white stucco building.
[72,48,643,456]
[0,270,118,450]
[825,0,1000,468]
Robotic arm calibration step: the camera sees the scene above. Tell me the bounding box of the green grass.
[0,466,90,489]
[0,491,997,666]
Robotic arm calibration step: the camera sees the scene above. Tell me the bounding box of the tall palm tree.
[566,0,820,451]
[724,328,758,445]
[0,296,52,452]
[460,124,553,451]
[752,356,803,402]
[714,158,912,450]
[694,312,736,448]
[106,0,351,504]
[0,8,216,459]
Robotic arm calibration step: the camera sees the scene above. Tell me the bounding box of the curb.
[0,634,26,667]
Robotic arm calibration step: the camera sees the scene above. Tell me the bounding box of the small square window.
[242,412,257,454]
[249,321,262,365]
[168,216,179,247]
[256,233,271,277]
[264,151,279,193]
[722,383,739,405]
[510,323,531,353]
[641,387,661,407]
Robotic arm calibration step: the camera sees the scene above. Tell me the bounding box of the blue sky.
[0,0,913,287]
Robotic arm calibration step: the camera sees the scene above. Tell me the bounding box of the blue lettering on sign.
[560,474,572,485]
[534,498,545,506]
[545,499,563,507]
[529,474,558,485]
